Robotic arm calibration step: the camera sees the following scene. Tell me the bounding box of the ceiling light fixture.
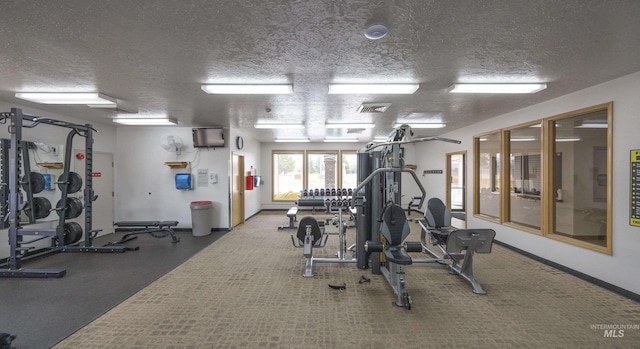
[364,24,389,40]
[394,123,446,129]
[328,84,419,94]
[112,118,178,126]
[201,84,293,94]
[274,138,310,143]
[324,137,359,143]
[325,123,375,129]
[15,92,117,105]
[447,83,547,94]
[254,123,304,129]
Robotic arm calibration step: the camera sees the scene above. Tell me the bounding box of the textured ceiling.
[1,0,640,142]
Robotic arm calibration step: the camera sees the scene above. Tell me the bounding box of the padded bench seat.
[111,220,180,243]
[115,221,178,228]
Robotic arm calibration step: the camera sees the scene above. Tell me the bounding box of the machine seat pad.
[430,229,451,245]
[385,249,413,265]
[296,216,323,246]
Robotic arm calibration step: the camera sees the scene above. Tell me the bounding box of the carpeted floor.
[50,211,640,349]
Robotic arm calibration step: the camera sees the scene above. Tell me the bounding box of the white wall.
[114,127,231,229]
[228,128,262,220]
[412,71,640,295]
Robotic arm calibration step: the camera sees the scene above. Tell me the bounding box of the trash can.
[190,201,213,236]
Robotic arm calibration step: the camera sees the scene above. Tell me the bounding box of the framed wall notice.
[631,150,640,227]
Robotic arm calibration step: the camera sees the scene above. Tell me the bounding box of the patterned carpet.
[54,211,640,349]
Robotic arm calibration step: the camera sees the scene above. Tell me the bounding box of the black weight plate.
[32,197,52,219]
[56,197,83,219]
[64,221,83,245]
[21,172,46,193]
[58,172,83,194]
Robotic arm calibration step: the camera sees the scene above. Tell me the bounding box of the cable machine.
[0,108,131,278]
[352,124,461,309]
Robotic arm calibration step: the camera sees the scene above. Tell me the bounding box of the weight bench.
[278,207,298,230]
[107,221,181,246]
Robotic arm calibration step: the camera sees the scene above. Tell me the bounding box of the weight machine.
[291,194,357,277]
[352,124,461,309]
[0,108,133,278]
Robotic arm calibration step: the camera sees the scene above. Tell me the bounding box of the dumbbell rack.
[298,188,356,262]
[0,108,129,279]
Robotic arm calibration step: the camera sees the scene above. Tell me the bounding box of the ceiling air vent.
[357,102,391,113]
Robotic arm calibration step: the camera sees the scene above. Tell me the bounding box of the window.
[340,151,358,189]
[474,131,501,219]
[473,102,613,254]
[272,151,303,201]
[307,151,338,190]
[272,150,358,202]
[547,103,612,253]
[507,123,542,231]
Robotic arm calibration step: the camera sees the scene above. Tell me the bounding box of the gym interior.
[1,2,640,348]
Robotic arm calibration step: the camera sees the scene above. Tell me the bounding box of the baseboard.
[494,240,640,303]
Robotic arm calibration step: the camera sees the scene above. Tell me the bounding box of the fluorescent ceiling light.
[274,138,310,143]
[254,123,304,129]
[575,123,607,129]
[112,118,177,126]
[394,123,446,129]
[15,92,116,105]
[328,84,419,94]
[447,83,547,94]
[324,137,359,143]
[325,123,375,129]
[201,84,293,94]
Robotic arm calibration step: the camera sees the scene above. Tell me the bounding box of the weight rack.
[0,108,131,279]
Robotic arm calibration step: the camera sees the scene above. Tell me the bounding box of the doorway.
[231,153,245,227]
[446,151,466,228]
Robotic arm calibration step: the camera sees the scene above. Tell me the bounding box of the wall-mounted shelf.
[164,161,188,169]
[37,162,64,170]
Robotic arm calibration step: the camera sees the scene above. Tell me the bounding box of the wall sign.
[631,149,640,227]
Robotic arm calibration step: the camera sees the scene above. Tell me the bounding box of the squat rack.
[0,108,130,279]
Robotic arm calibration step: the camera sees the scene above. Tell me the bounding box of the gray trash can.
[190,200,213,236]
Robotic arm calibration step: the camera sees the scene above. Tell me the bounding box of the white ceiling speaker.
[160,135,183,155]
[364,24,389,40]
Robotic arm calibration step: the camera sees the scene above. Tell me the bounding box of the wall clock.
[236,136,244,150]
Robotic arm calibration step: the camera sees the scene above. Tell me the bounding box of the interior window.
[508,124,542,230]
[549,105,611,252]
[475,132,501,219]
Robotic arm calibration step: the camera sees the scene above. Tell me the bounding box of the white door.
[74,150,114,238]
